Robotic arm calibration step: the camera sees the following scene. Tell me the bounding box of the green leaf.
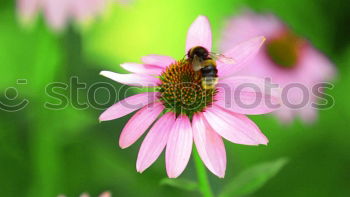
[160,178,199,192]
[219,158,289,197]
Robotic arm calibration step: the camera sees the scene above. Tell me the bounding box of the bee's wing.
[209,52,236,65]
[192,55,203,71]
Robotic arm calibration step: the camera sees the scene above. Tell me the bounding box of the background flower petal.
[42,0,68,31]
[80,193,90,197]
[300,47,337,82]
[99,191,111,197]
[17,0,40,23]
[220,11,283,51]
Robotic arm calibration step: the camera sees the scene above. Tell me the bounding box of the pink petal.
[99,192,111,197]
[186,15,212,53]
[299,105,317,124]
[192,113,226,178]
[43,0,68,31]
[218,36,266,77]
[220,11,282,52]
[141,55,175,68]
[100,71,160,87]
[166,115,193,178]
[120,62,164,75]
[89,0,107,14]
[70,0,96,23]
[301,46,336,81]
[70,0,106,23]
[136,112,176,173]
[203,105,268,145]
[119,102,164,149]
[216,76,281,115]
[17,0,40,22]
[99,92,159,121]
[274,107,295,124]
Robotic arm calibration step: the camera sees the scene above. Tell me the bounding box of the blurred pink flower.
[17,0,108,32]
[58,191,111,197]
[220,11,336,124]
[100,15,279,178]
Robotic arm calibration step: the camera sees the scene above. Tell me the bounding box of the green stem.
[194,149,214,197]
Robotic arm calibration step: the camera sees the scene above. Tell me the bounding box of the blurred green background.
[0,0,349,196]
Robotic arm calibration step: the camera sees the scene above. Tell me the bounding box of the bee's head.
[187,46,209,59]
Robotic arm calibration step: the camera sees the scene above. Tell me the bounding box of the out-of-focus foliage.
[82,0,242,68]
[219,158,288,197]
[0,8,61,93]
[160,178,199,192]
[0,0,349,197]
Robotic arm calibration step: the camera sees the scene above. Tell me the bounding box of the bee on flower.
[99,15,280,178]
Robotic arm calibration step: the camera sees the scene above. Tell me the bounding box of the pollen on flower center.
[158,60,216,117]
[266,31,304,69]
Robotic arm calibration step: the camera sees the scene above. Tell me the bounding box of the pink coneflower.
[100,16,280,178]
[220,11,336,123]
[17,0,108,32]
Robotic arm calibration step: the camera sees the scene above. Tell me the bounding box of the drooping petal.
[216,76,281,115]
[203,104,268,145]
[17,0,41,23]
[299,104,317,124]
[141,55,175,68]
[120,63,164,75]
[274,107,295,124]
[192,113,226,178]
[89,0,107,14]
[70,0,106,24]
[99,92,159,121]
[136,112,176,173]
[119,102,164,149]
[70,0,89,22]
[166,115,193,178]
[43,0,68,31]
[100,71,160,86]
[218,36,266,77]
[186,15,212,52]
